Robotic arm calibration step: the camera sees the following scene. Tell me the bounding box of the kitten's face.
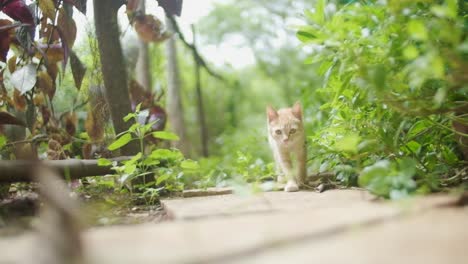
[267,102,303,146]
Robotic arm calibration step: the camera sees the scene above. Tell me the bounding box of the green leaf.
[397,158,417,179]
[334,133,361,154]
[135,103,142,113]
[123,113,135,122]
[128,152,142,164]
[97,158,112,166]
[79,132,90,140]
[108,133,132,151]
[296,25,323,43]
[407,20,427,41]
[405,141,421,154]
[407,120,431,139]
[403,45,419,60]
[156,174,170,185]
[442,146,458,165]
[181,160,200,170]
[430,55,444,78]
[142,159,160,166]
[446,0,458,18]
[124,164,137,174]
[372,65,386,90]
[359,160,392,197]
[0,135,6,148]
[359,160,390,187]
[433,87,446,106]
[150,148,181,160]
[314,0,325,24]
[152,131,180,141]
[128,123,140,133]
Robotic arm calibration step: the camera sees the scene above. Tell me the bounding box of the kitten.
[267,102,307,192]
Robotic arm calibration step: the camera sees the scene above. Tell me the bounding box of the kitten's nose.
[283,138,289,142]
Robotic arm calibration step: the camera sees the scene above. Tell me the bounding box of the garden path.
[0,189,467,264]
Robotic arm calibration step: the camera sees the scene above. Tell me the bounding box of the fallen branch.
[0,156,131,183]
[308,172,335,181]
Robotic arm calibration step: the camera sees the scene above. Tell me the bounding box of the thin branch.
[166,15,225,82]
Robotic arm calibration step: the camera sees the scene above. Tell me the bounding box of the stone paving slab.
[226,208,468,264]
[163,189,377,219]
[0,190,463,264]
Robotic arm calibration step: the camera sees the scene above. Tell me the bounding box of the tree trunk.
[165,16,190,156]
[192,25,209,157]
[135,0,151,91]
[93,0,138,156]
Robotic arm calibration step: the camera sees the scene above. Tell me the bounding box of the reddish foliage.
[0,111,26,126]
[0,19,14,62]
[0,0,34,25]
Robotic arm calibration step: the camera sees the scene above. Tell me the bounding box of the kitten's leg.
[278,151,299,192]
[273,151,285,183]
[296,143,307,187]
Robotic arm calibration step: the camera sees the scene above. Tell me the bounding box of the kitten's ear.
[266,105,278,121]
[292,101,302,120]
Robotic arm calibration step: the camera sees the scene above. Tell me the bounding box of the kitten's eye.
[290,129,297,134]
[275,130,282,135]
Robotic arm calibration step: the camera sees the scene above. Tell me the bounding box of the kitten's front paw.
[284,180,299,192]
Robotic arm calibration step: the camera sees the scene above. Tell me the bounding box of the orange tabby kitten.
[267,102,306,192]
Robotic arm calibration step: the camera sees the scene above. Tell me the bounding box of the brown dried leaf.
[47,62,59,81]
[40,105,51,125]
[89,86,110,123]
[129,79,152,107]
[48,138,62,151]
[15,143,37,160]
[0,111,26,126]
[85,111,104,142]
[37,71,56,99]
[82,143,92,159]
[57,8,77,49]
[63,111,77,136]
[33,92,46,106]
[40,23,60,43]
[13,89,27,112]
[7,55,17,73]
[69,51,86,90]
[134,15,170,43]
[35,44,64,63]
[39,0,56,20]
